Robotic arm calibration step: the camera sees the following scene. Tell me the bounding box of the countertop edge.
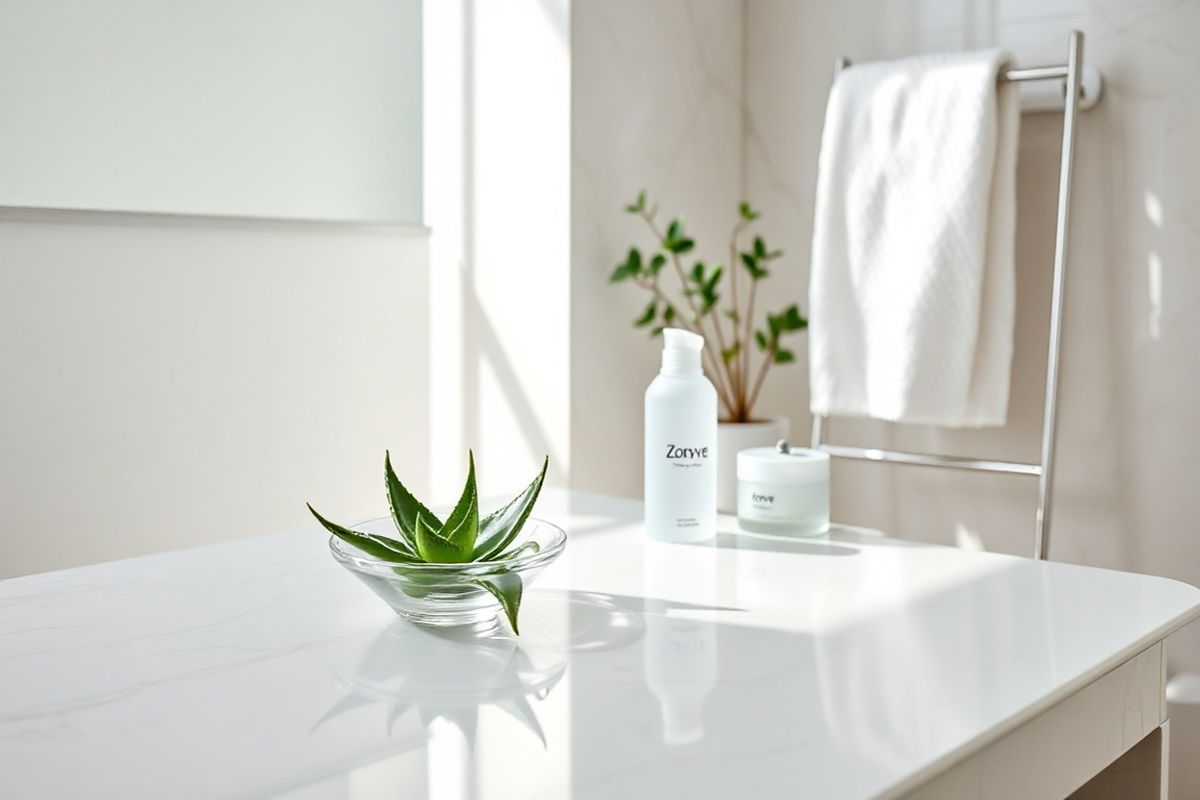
[873,590,1200,799]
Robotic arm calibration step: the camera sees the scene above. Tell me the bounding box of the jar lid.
[737,446,829,483]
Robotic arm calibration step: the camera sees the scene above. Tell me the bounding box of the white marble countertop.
[2,489,1198,799]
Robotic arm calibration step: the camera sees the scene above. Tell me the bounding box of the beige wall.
[571,0,746,499]
[0,210,430,577]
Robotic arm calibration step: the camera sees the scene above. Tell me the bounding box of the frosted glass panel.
[0,0,422,223]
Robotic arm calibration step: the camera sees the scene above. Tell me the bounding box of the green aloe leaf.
[474,456,548,560]
[415,513,471,563]
[307,504,421,563]
[439,451,479,550]
[503,540,541,560]
[474,571,524,634]
[385,451,442,549]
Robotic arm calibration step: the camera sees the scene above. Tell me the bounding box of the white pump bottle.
[644,328,717,542]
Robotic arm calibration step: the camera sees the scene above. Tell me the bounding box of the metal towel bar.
[812,31,1098,560]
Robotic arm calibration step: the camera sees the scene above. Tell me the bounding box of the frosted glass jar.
[736,445,830,537]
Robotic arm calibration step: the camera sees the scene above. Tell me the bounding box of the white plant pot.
[716,417,790,513]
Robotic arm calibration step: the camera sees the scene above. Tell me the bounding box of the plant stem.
[728,219,749,420]
[746,336,775,414]
[637,211,738,417]
[740,276,761,419]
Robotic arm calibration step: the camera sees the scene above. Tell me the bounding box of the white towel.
[808,49,1019,427]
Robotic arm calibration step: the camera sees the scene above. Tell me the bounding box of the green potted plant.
[609,192,807,510]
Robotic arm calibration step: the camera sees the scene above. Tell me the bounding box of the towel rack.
[811,31,1102,561]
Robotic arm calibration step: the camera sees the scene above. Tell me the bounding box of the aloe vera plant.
[307,451,549,633]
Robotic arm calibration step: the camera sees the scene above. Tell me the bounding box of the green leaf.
[700,289,718,315]
[624,190,647,213]
[385,451,442,550]
[627,248,643,274]
[755,330,769,350]
[690,262,705,283]
[415,512,470,563]
[781,303,808,331]
[704,265,723,295]
[503,540,541,559]
[307,503,420,563]
[475,456,549,560]
[439,450,479,550]
[767,313,783,338]
[774,348,796,364]
[663,305,677,323]
[724,309,740,324]
[608,248,642,283]
[741,252,767,279]
[669,237,695,254]
[474,571,524,633]
[650,325,665,337]
[752,235,781,260]
[738,201,760,221]
[648,253,667,277]
[722,343,739,364]
[634,299,657,327]
[666,218,683,243]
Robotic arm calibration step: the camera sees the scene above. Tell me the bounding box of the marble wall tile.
[571,0,744,498]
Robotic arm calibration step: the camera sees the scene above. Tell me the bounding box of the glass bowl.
[329,516,566,632]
